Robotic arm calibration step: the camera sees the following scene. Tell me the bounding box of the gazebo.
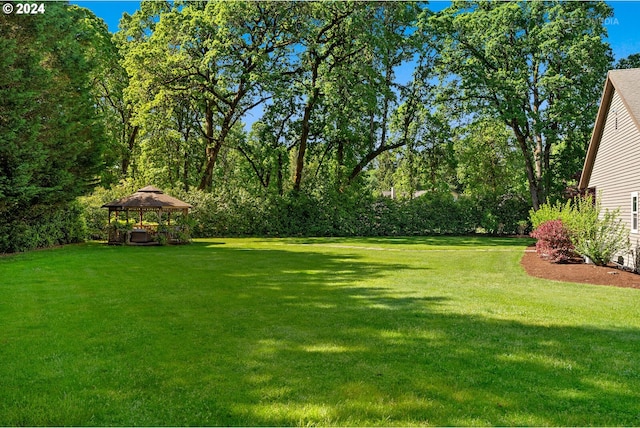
[102,186,192,245]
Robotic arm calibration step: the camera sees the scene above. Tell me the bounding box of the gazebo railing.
[106,223,190,245]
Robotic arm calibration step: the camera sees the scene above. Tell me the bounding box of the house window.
[632,192,638,233]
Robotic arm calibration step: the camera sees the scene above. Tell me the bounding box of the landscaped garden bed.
[521,245,640,289]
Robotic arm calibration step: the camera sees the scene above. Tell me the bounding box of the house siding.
[589,90,640,267]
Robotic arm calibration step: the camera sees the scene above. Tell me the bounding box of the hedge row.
[1,188,531,253]
[0,202,87,253]
[169,190,531,239]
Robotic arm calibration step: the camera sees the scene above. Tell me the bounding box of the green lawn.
[2,237,640,426]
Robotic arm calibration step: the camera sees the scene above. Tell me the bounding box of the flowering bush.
[530,219,576,263]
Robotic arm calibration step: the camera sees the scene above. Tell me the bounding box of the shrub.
[0,202,87,253]
[530,195,630,266]
[470,194,531,234]
[80,185,531,240]
[630,241,640,274]
[78,182,137,240]
[530,199,572,230]
[530,219,576,263]
[572,207,630,266]
[530,195,599,237]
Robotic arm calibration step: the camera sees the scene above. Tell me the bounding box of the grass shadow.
[275,235,534,248]
[0,240,638,426]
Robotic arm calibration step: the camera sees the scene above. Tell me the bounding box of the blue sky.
[73,0,640,62]
[606,1,640,60]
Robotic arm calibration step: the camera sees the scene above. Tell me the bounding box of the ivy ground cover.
[1,237,640,426]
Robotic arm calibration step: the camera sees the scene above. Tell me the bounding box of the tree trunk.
[183,153,189,192]
[277,151,284,196]
[121,125,139,177]
[518,134,542,210]
[510,120,543,210]
[198,102,216,191]
[348,141,405,184]
[293,59,320,192]
[293,103,312,191]
[336,139,345,189]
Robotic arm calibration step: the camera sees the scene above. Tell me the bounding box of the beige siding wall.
[589,90,640,267]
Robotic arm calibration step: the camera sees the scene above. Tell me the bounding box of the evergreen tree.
[0,2,108,251]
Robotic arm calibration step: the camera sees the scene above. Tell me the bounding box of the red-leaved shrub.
[530,219,575,263]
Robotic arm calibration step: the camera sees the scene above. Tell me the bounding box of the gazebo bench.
[129,229,150,243]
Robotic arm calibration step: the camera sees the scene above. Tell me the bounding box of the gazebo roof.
[102,186,192,211]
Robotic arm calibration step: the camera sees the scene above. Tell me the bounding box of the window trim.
[632,192,638,233]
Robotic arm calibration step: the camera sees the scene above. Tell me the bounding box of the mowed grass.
[2,237,640,426]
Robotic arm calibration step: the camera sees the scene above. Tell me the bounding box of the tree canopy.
[0,2,111,251]
[1,2,108,208]
[425,0,613,209]
[0,0,621,251]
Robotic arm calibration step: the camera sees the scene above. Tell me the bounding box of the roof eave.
[579,75,614,190]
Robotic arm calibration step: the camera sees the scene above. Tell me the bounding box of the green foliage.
[425,1,613,208]
[77,182,137,240]
[530,196,630,266]
[6,1,614,250]
[572,208,630,267]
[0,3,107,209]
[81,177,531,242]
[147,187,528,238]
[0,4,111,252]
[115,1,432,195]
[172,215,194,244]
[630,241,640,274]
[454,119,526,199]
[530,198,574,230]
[120,1,306,191]
[530,196,598,234]
[0,202,87,253]
[473,194,531,235]
[155,231,169,246]
[615,53,640,70]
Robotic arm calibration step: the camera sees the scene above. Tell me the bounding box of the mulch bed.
[521,245,640,289]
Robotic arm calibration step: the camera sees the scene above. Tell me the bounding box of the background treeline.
[1,1,635,252]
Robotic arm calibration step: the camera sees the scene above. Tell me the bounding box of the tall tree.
[426,1,613,209]
[135,92,205,190]
[345,2,425,187]
[287,1,360,192]
[121,1,299,191]
[0,2,106,209]
[0,2,108,251]
[95,30,139,184]
[257,2,424,192]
